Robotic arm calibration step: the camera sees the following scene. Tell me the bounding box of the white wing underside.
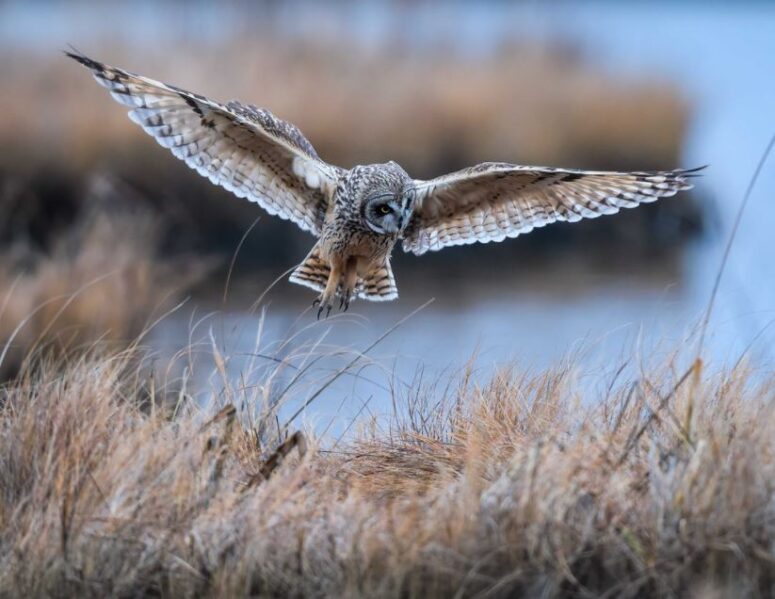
[403,163,702,255]
[68,51,341,235]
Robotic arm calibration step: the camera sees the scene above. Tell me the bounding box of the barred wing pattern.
[403,164,701,255]
[67,51,341,235]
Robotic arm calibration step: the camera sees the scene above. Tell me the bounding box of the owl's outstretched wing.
[402,163,703,255]
[67,51,342,235]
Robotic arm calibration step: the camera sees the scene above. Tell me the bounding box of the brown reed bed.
[0,330,772,597]
[0,179,208,378]
[1,38,689,177]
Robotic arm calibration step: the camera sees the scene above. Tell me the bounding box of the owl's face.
[354,162,415,235]
[362,190,415,234]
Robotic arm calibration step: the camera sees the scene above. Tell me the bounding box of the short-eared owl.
[69,52,702,316]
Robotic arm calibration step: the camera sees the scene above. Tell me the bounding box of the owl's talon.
[312,297,321,308]
[316,295,335,319]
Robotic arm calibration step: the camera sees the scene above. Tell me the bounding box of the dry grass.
[0,180,208,378]
[2,38,688,178]
[0,334,773,597]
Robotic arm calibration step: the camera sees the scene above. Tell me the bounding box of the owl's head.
[355,162,415,235]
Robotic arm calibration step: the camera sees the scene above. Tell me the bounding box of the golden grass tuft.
[0,339,773,597]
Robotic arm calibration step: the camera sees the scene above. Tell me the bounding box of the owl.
[68,51,702,317]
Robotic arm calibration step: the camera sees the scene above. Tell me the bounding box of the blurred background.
[1,1,774,430]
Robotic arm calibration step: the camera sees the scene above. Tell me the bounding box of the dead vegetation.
[0,176,208,378]
[1,38,689,177]
[0,335,772,597]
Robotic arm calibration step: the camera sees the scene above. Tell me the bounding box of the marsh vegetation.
[0,325,773,596]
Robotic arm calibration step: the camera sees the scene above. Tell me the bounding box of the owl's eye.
[377,205,391,215]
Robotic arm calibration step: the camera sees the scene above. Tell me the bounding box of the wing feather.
[403,163,703,255]
[68,51,342,235]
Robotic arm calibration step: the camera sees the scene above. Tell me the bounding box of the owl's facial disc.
[363,191,415,235]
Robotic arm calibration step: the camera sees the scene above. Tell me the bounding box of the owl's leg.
[340,258,359,311]
[316,265,341,319]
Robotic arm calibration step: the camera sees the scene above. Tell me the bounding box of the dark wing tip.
[64,47,105,72]
[677,165,709,178]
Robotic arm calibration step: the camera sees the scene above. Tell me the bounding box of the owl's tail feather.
[289,244,330,293]
[357,261,398,302]
[290,246,398,303]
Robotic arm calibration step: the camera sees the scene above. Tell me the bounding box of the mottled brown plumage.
[68,51,702,316]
